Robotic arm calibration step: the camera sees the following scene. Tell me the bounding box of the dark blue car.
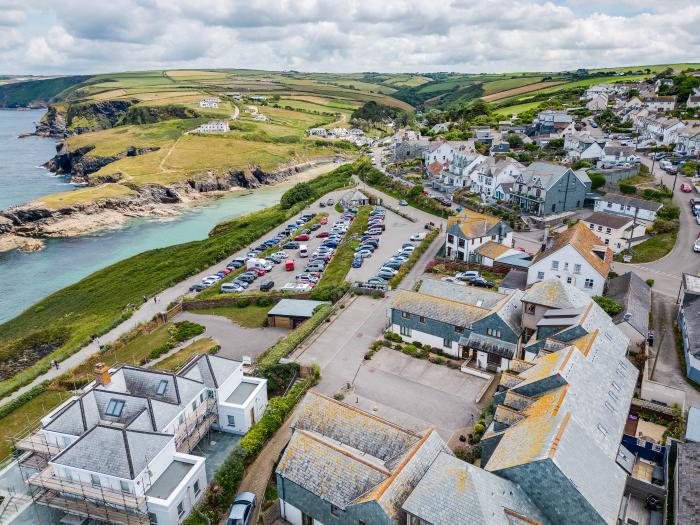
[352,258,363,268]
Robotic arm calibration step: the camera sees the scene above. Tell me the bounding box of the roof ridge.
[295,428,392,476]
[398,289,492,312]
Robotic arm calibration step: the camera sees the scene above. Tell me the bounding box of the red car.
[294,234,310,241]
[255,268,266,276]
[316,231,329,238]
[320,217,328,225]
[222,268,233,275]
[681,183,692,193]
[285,260,295,271]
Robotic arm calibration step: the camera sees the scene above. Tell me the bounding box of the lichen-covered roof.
[419,278,505,308]
[533,223,612,278]
[475,241,511,260]
[447,209,504,239]
[392,290,490,327]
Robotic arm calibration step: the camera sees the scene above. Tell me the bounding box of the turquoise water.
[0,110,292,323]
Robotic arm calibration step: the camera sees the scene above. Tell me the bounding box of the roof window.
[106,399,125,417]
[156,379,168,396]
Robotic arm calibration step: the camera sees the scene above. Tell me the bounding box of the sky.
[1,0,699,75]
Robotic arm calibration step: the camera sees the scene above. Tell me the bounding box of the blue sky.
[1,0,698,75]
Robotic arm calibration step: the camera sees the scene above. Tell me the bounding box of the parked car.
[456,271,480,281]
[695,238,700,253]
[441,276,465,285]
[283,241,299,249]
[399,199,408,206]
[227,259,245,269]
[316,231,330,238]
[294,234,310,241]
[470,277,495,288]
[367,277,388,284]
[355,249,372,258]
[305,263,325,273]
[189,283,205,292]
[310,223,321,231]
[226,492,257,525]
[259,280,275,292]
[410,233,426,241]
[681,183,693,193]
[221,283,244,293]
[352,257,363,268]
[326,198,334,205]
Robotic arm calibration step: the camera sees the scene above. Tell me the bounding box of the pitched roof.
[533,222,613,277]
[606,272,651,336]
[179,354,242,389]
[402,452,550,525]
[418,278,505,308]
[447,209,505,239]
[500,269,528,291]
[597,193,663,212]
[680,299,700,359]
[391,290,490,327]
[585,211,633,229]
[51,426,173,479]
[475,241,511,260]
[522,279,591,309]
[675,442,700,525]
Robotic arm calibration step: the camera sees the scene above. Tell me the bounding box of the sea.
[0,109,293,323]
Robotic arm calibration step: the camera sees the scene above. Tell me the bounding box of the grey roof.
[680,298,700,359]
[146,460,193,499]
[462,332,518,359]
[51,426,172,479]
[522,279,591,309]
[676,442,700,525]
[494,289,524,335]
[402,452,550,525]
[224,380,258,405]
[180,354,241,389]
[419,278,505,308]
[496,252,532,268]
[685,406,700,442]
[44,398,87,436]
[267,299,330,318]
[603,145,635,156]
[585,211,633,229]
[598,193,663,212]
[499,270,528,291]
[607,272,651,337]
[392,290,490,328]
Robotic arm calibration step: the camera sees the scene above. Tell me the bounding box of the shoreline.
[0,159,350,252]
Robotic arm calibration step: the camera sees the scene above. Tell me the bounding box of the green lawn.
[155,337,219,372]
[188,304,274,328]
[616,231,677,263]
[493,101,543,116]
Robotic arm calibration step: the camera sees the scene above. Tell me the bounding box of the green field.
[493,101,543,116]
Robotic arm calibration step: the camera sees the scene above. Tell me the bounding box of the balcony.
[34,489,150,525]
[28,466,146,509]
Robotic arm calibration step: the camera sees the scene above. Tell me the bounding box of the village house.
[391,138,431,162]
[194,120,229,133]
[598,144,640,167]
[469,156,524,200]
[15,356,267,525]
[564,132,606,161]
[444,209,513,263]
[528,110,575,137]
[198,97,220,108]
[509,162,591,217]
[605,272,652,348]
[519,278,591,340]
[431,122,450,133]
[635,114,685,145]
[673,121,700,156]
[678,273,700,383]
[306,127,328,137]
[472,240,531,269]
[586,93,609,111]
[593,193,663,223]
[526,222,613,296]
[688,94,700,109]
[583,211,647,254]
[643,95,676,112]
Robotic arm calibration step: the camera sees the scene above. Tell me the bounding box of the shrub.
[432,356,445,365]
[592,296,623,317]
[474,422,486,434]
[412,341,423,348]
[657,205,680,220]
[589,172,605,191]
[364,352,373,360]
[619,183,636,194]
[394,343,404,351]
[235,299,251,308]
[172,321,205,342]
[418,347,430,359]
[402,344,418,356]
[255,297,272,307]
[646,279,655,287]
[384,332,402,343]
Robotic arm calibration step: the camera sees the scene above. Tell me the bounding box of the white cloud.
[0,0,699,74]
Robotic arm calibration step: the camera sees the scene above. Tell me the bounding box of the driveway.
[612,154,700,298]
[176,311,287,361]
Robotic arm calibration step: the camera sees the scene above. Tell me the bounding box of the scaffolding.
[174,396,218,454]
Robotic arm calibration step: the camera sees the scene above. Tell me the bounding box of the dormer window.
[156,379,168,396]
[106,399,125,417]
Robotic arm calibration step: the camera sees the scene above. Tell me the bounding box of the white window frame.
[400,325,412,337]
[227,415,236,427]
[584,278,594,289]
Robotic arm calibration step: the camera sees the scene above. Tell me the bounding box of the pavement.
[1,162,348,405]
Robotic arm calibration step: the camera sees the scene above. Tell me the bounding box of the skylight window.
[156,379,168,396]
[597,423,609,437]
[604,400,616,414]
[106,399,125,417]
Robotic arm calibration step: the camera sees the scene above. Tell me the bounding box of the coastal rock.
[45,144,160,182]
[0,234,45,253]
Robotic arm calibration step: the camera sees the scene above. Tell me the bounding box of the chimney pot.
[95,362,111,386]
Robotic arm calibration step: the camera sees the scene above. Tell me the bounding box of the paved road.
[612,154,700,298]
[1,162,348,405]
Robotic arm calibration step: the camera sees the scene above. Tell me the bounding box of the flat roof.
[267,299,329,318]
[225,380,258,405]
[146,460,192,500]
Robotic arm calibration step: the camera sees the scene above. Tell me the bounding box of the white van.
[247,258,272,272]
[299,244,309,258]
[410,232,427,241]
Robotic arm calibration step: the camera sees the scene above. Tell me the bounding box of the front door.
[302,513,313,525]
[249,407,255,426]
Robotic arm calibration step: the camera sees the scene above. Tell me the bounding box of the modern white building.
[593,193,663,223]
[199,97,220,108]
[194,121,229,133]
[527,222,613,296]
[15,355,266,525]
[583,211,647,253]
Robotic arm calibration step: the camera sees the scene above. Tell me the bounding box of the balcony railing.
[28,466,146,509]
[34,489,150,525]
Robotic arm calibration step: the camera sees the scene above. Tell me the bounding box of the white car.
[694,239,700,253]
[441,276,466,286]
[272,251,289,259]
[696,215,700,226]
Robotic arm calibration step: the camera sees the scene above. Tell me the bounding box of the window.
[607,201,612,208]
[199,392,204,403]
[597,423,609,437]
[567,277,573,284]
[443,338,451,349]
[193,480,201,496]
[331,504,340,517]
[537,271,545,280]
[447,234,454,244]
[120,480,131,493]
[525,303,536,314]
[605,227,611,234]
[91,474,101,487]
[584,278,594,289]
[459,238,466,248]
[563,262,569,271]
[597,225,602,232]
[551,260,559,270]
[177,502,185,519]
[419,316,426,323]
[401,311,410,319]
[400,325,412,337]
[105,399,125,417]
[191,400,197,412]
[573,264,581,274]
[207,389,215,399]
[178,414,185,426]
[156,379,168,396]
[227,415,236,427]
[589,223,594,229]
[486,328,501,338]
[149,513,158,525]
[454,326,464,333]
[604,239,609,245]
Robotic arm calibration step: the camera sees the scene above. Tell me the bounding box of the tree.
[280,182,315,209]
[628,88,640,98]
[506,134,523,148]
[589,172,605,190]
[681,161,699,176]
[593,296,623,317]
[408,184,424,198]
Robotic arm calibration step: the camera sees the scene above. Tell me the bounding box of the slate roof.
[680,298,700,359]
[522,279,591,309]
[685,406,700,443]
[392,290,490,327]
[585,211,633,229]
[533,222,613,277]
[180,354,242,389]
[267,299,330,318]
[606,272,651,337]
[675,442,700,525]
[402,452,549,525]
[598,193,663,212]
[499,269,528,291]
[518,162,576,191]
[462,332,518,359]
[51,426,173,480]
[447,209,507,240]
[419,278,505,308]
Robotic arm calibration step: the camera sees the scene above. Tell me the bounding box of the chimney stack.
[95,363,111,386]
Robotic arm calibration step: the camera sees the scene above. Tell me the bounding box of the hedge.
[181,375,318,525]
[0,381,49,421]
[388,229,439,288]
[256,304,333,371]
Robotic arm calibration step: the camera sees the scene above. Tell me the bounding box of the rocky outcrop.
[35,105,68,137]
[45,144,160,183]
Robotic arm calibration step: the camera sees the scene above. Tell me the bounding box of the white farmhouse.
[469,156,523,200]
[564,133,605,161]
[526,222,613,296]
[199,97,220,109]
[195,121,229,133]
[644,95,676,112]
[583,211,647,253]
